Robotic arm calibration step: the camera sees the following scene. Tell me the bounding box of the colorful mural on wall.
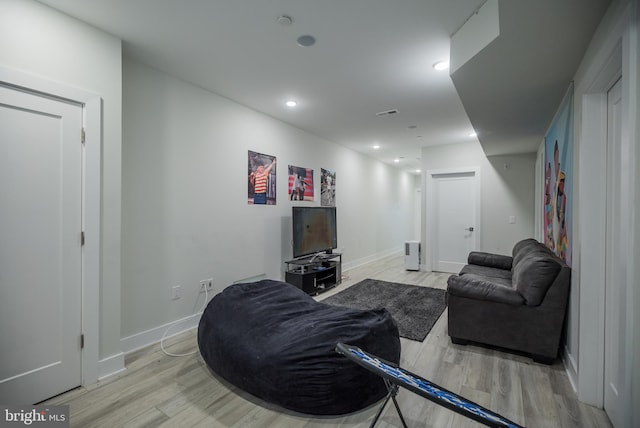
[544,85,573,266]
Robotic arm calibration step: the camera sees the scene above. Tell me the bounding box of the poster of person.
[288,165,314,201]
[248,150,277,205]
[544,86,573,266]
[321,168,336,207]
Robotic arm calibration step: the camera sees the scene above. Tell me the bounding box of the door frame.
[424,167,481,272]
[576,14,636,425]
[604,75,624,427]
[0,66,102,387]
[576,37,623,406]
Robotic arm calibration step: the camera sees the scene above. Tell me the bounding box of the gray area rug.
[322,279,447,341]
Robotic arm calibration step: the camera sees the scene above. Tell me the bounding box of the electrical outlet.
[171,285,181,300]
[200,279,214,293]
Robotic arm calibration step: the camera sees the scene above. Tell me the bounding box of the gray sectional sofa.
[446,238,571,363]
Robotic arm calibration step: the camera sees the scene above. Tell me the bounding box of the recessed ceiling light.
[277,15,292,25]
[297,35,316,47]
[468,131,477,137]
[372,144,380,149]
[415,169,421,173]
[433,61,449,71]
[394,158,400,163]
[285,100,297,107]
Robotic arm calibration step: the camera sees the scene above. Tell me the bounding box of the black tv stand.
[285,253,342,295]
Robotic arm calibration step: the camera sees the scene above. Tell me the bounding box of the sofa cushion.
[459,264,513,281]
[447,274,524,305]
[512,238,545,268]
[512,238,539,256]
[462,273,512,288]
[512,255,561,305]
[467,251,513,270]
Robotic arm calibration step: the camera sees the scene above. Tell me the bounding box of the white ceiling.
[37,0,610,172]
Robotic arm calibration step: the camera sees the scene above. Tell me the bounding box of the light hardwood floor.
[44,255,612,427]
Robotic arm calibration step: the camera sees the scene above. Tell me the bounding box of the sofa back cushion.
[512,238,542,268]
[512,255,562,305]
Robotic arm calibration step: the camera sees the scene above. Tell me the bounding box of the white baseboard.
[114,247,401,375]
[342,247,402,272]
[120,312,203,355]
[96,312,204,382]
[97,352,125,381]
[562,344,579,393]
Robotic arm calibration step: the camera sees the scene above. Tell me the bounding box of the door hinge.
[80,334,85,349]
[81,231,85,246]
[81,128,86,144]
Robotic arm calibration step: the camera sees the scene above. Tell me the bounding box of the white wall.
[564,1,639,425]
[631,5,639,426]
[120,58,418,346]
[0,0,122,362]
[420,141,536,258]
[631,5,639,425]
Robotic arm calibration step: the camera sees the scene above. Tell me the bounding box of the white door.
[0,84,83,404]
[604,77,625,428]
[413,188,421,240]
[429,170,479,273]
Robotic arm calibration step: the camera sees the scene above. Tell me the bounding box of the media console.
[284,253,342,295]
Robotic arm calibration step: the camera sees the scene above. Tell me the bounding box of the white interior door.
[604,77,625,428]
[428,170,479,273]
[413,188,422,240]
[0,84,83,404]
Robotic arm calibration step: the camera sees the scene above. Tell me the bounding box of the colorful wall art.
[544,85,573,266]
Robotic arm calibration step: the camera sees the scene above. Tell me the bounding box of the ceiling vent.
[376,109,399,117]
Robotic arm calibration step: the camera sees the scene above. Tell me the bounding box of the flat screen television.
[292,206,337,258]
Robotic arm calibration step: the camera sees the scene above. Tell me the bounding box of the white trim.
[82,96,103,385]
[119,248,404,358]
[578,91,609,406]
[424,167,481,272]
[577,37,623,407]
[120,312,203,355]
[341,247,402,273]
[0,65,104,387]
[563,344,579,394]
[97,353,126,381]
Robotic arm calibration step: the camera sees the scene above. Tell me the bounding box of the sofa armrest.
[467,251,513,270]
[447,275,524,306]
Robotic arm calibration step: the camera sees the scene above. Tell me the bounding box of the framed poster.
[288,165,314,201]
[248,150,277,205]
[321,168,336,207]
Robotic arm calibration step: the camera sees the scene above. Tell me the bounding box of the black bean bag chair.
[197,279,401,415]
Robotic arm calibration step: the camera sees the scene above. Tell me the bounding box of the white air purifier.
[404,241,420,271]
